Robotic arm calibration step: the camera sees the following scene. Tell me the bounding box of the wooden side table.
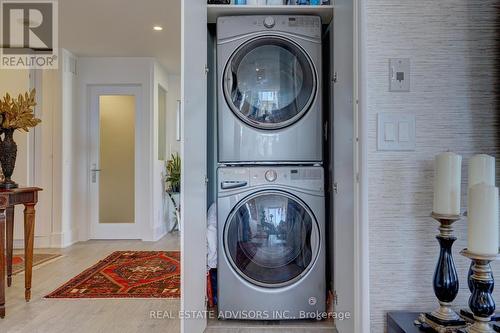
[0,187,42,318]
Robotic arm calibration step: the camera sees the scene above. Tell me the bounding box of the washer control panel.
[286,16,320,28]
[219,167,324,192]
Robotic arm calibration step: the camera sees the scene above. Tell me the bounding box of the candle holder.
[418,212,466,332]
[459,249,500,333]
[460,263,500,323]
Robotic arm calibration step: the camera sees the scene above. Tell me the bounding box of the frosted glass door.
[98,95,135,224]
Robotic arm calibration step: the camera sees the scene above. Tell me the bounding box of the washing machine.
[217,166,325,320]
[217,15,323,163]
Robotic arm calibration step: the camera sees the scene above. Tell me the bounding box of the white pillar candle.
[433,152,462,215]
[468,154,496,188]
[468,183,499,255]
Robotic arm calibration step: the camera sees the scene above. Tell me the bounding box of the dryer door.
[224,190,319,288]
[223,36,317,130]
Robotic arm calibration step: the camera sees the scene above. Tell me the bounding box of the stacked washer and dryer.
[216,15,325,320]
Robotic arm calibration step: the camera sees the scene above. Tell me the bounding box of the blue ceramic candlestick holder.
[418,213,466,332]
[459,249,499,333]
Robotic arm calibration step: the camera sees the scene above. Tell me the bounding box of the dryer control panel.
[217,15,321,41]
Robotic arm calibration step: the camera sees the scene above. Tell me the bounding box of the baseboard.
[50,229,78,248]
[13,235,51,249]
[62,228,78,247]
[14,230,78,249]
[153,224,168,241]
[49,232,63,248]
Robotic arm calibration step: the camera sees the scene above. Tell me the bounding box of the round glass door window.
[223,36,317,130]
[224,191,319,287]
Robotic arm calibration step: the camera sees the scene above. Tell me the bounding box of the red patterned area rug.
[45,251,180,299]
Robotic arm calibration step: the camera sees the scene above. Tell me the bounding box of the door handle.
[221,181,248,190]
[91,167,101,183]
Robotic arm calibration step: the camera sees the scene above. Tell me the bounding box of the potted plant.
[166,153,181,193]
[0,89,41,189]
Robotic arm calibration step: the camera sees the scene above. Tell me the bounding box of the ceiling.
[59,0,181,74]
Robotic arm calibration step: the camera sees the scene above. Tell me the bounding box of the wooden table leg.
[0,208,6,318]
[23,204,35,302]
[6,206,14,287]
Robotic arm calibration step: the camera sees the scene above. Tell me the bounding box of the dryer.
[217,15,323,163]
[217,166,325,319]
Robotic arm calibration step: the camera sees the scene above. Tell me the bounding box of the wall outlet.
[389,58,410,92]
[377,113,416,151]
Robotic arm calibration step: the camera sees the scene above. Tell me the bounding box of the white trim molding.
[13,230,79,249]
[14,235,51,249]
[354,0,370,332]
[180,0,208,332]
[49,230,78,248]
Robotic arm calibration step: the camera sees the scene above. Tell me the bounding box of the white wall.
[152,62,170,240]
[56,49,78,247]
[166,74,181,157]
[0,69,59,248]
[158,87,168,161]
[365,1,500,332]
[159,73,181,233]
[0,70,32,243]
[0,71,30,198]
[37,69,60,248]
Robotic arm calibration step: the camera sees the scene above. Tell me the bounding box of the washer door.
[223,36,317,130]
[224,191,319,288]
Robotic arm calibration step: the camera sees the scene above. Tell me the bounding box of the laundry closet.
[181,2,355,332]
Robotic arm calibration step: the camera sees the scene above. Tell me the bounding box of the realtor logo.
[0,0,58,69]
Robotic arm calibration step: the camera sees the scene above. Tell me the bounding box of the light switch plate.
[389,58,410,92]
[377,113,416,151]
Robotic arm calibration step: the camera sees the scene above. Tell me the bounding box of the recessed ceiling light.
[153,26,163,31]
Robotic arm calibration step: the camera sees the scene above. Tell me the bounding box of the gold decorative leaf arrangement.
[0,89,41,132]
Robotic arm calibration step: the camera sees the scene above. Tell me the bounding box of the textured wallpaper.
[366,0,500,332]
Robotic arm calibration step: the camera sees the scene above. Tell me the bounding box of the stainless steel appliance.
[217,15,323,163]
[217,166,326,319]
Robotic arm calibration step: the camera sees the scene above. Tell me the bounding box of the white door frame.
[180,0,208,332]
[88,84,143,239]
[354,0,370,332]
[178,2,369,332]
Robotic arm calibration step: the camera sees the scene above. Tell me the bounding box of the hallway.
[2,235,180,333]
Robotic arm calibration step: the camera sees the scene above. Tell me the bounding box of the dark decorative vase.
[0,128,18,189]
